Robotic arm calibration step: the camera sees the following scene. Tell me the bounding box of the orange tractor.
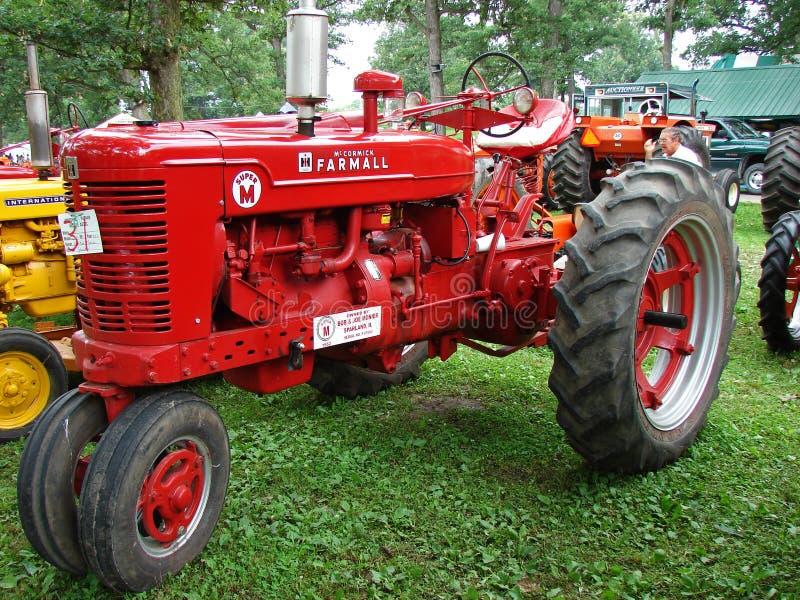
[550,82,739,212]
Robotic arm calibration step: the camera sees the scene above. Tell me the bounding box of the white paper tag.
[58,209,104,255]
[313,306,382,349]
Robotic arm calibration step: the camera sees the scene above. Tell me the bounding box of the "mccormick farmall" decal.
[298,148,389,174]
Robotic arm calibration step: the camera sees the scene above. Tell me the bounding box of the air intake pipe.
[285,0,328,137]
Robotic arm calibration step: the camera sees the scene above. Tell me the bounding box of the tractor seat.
[476,99,575,159]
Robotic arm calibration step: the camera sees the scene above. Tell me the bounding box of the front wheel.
[758,210,800,353]
[549,159,736,473]
[0,328,68,440]
[713,168,740,213]
[78,390,230,592]
[17,389,108,574]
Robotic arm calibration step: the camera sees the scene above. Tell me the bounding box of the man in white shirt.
[644,127,703,167]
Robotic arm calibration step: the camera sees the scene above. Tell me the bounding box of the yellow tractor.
[0,44,77,439]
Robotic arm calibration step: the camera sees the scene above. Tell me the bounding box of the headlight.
[513,87,538,115]
[405,91,426,109]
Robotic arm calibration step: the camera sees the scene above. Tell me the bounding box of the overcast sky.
[327,23,384,108]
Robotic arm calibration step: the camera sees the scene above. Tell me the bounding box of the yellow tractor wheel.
[0,328,68,440]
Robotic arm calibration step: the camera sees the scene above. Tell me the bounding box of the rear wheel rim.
[726,182,739,209]
[636,215,724,430]
[785,244,800,335]
[748,169,764,191]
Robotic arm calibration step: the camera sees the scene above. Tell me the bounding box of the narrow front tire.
[78,390,230,592]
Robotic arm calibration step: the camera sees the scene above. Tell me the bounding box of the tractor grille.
[74,180,172,333]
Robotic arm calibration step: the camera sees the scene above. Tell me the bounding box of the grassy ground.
[0,202,798,599]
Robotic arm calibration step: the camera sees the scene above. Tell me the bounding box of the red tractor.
[17,1,737,592]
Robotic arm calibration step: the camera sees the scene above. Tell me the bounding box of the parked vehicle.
[16,1,737,592]
[705,117,769,193]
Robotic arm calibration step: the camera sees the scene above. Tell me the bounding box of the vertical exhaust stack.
[285,0,328,137]
[24,43,54,178]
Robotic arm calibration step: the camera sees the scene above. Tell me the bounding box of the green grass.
[1,202,798,599]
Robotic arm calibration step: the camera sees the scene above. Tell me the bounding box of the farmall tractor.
[16,1,737,592]
[550,82,741,213]
[0,44,79,439]
[757,126,800,351]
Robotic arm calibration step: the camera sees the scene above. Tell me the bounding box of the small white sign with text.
[58,209,104,255]
[313,306,382,349]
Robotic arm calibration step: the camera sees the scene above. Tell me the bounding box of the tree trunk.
[423,0,444,134]
[662,0,675,70]
[425,0,443,102]
[120,69,150,120]
[146,0,183,121]
[542,0,562,99]
[271,37,285,89]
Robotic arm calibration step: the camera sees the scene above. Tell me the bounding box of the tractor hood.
[62,116,474,217]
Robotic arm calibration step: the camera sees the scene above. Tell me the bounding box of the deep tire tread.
[552,130,595,210]
[17,390,107,574]
[548,159,737,473]
[761,127,800,231]
[757,210,800,352]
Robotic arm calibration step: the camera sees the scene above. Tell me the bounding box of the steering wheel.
[461,52,531,138]
[639,98,663,116]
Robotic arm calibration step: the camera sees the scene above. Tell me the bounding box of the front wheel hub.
[139,443,205,545]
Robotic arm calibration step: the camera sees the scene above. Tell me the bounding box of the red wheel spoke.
[637,231,700,412]
[637,370,663,410]
[649,327,694,355]
[785,251,800,319]
[648,262,699,296]
[139,443,205,544]
[73,456,91,498]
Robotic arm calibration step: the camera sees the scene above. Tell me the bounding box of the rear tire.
[78,390,230,592]
[552,129,595,211]
[676,126,711,169]
[761,127,800,231]
[713,168,740,213]
[541,153,559,210]
[309,342,428,399]
[758,210,800,353]
[549,159,736,473]
[0,328,68,440]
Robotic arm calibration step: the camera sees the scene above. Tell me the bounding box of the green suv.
[707,117,770,193]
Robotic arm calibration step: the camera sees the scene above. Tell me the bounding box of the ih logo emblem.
[298,152,312,173]
[232,170,262,209]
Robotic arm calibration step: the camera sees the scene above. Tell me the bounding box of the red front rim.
[636,231,699,410]
[784,245,800,320]
[138,442,205,545]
